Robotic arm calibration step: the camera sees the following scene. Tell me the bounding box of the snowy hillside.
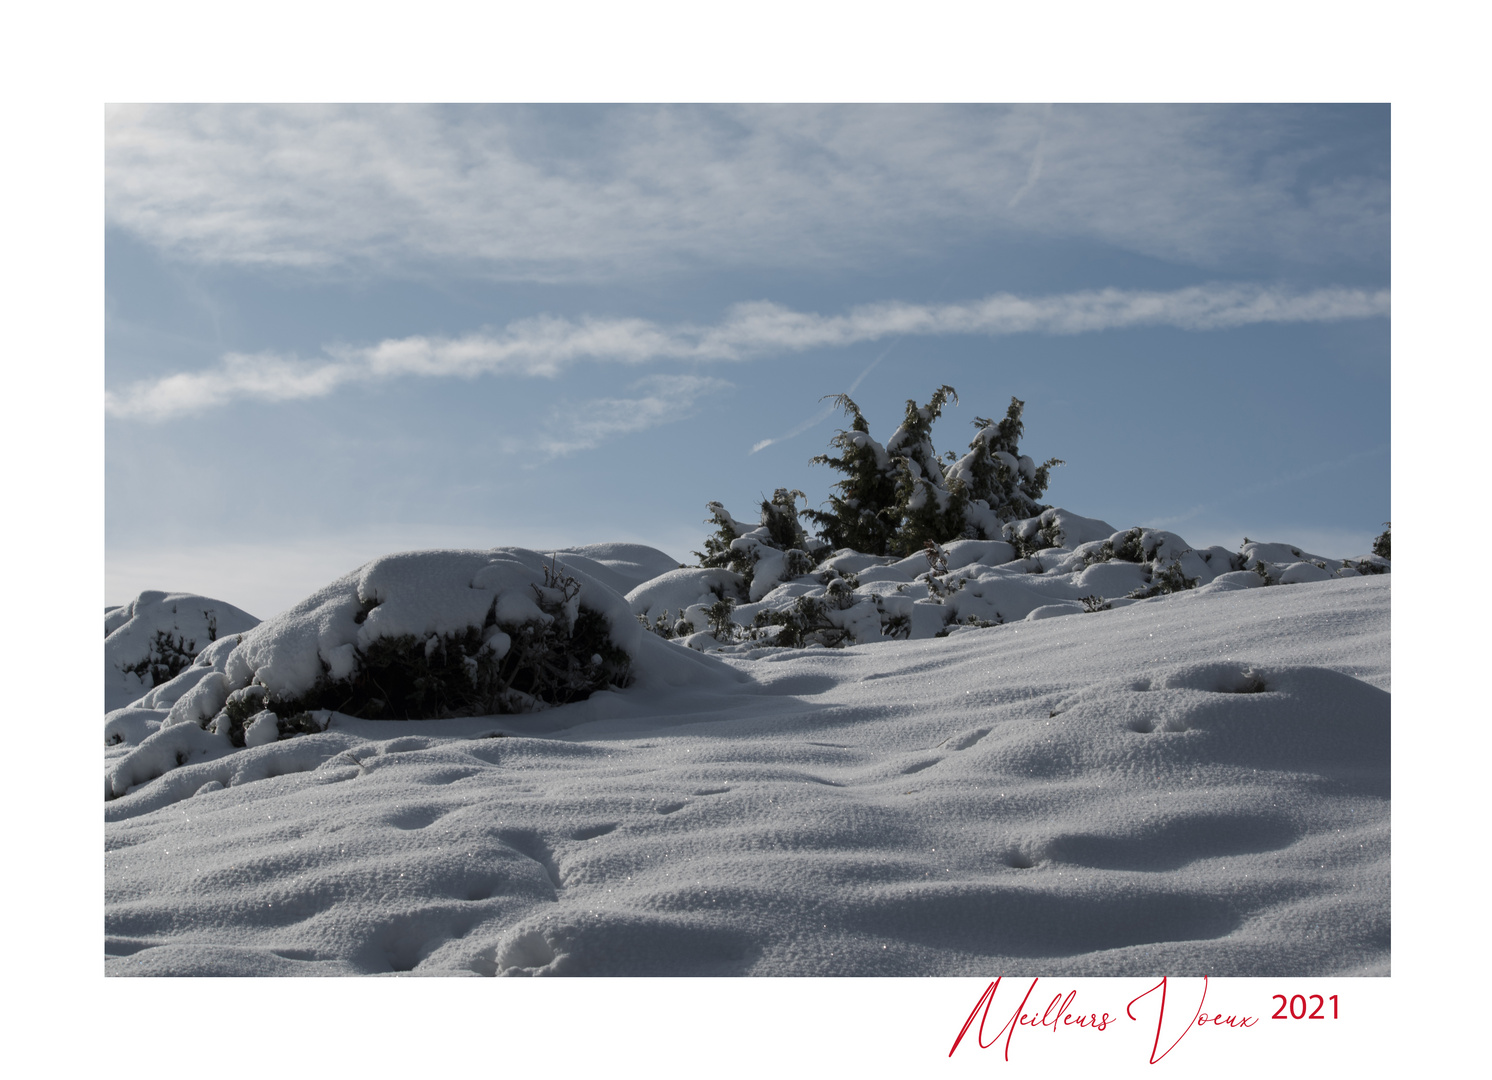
[104,526,1389,977]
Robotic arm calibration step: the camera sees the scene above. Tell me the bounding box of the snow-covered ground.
[104,534,1388,976]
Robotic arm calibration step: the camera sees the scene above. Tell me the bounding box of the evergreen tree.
[946,396,1063,532]
[709,385,1062,564]
[802,394,899,555]
[884,386,967,556]
[760,487,813,552]
[694,501,754,575]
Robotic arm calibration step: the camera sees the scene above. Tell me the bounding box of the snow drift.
[105,540,1389,977]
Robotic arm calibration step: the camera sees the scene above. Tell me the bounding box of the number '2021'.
[1271,994,1338,1019]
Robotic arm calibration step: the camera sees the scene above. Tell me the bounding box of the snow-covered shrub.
[671,406,1388,654]
[626,565,748,648]
[1127,558,1201,599]
[217,553,635,737]
[694,489,826,602]
[638,610,679,639]
[104,552,639,771]
[105,591,260,711]
[802,394,900,555]
[705,597,740,641]
[749,582,881,649]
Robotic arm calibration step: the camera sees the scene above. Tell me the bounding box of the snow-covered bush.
[694,488,827,603]
[105,550,647,798]
[626,565,749,647]
[220,552,636,735]
[654,503,1390,655]
[105,591,260,712]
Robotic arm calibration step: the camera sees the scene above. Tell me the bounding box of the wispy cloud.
[106,105,1389,278]
[1007,103,1052,209]
[534,375,732,458]
[106,283,1389,421]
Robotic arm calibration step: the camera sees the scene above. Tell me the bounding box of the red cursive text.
[949,976,1259,1064]
[948,978,1114,1061]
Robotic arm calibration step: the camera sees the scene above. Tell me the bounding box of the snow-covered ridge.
[629,506,1388,653]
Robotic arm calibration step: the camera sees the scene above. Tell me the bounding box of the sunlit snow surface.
[105,564,1388,977]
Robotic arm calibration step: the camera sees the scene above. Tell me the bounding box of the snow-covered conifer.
[802,394,899,555]
[884,386,968,556]
[947,397,1063,536]
[694,501,755,576]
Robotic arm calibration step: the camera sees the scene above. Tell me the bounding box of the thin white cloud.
[106,105,1388,278]
[105,283,1389,422]
[535,375,732,458]
[1007,103,1053,209]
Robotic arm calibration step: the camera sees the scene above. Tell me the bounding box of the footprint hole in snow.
[1222,668,1269,694]
[1126,718,1156,734]
[498,929,557,971]
[1162,663,1271,695]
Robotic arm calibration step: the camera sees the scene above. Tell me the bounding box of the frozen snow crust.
[106,536,1389,976]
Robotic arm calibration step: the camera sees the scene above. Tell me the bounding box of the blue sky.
[105,104,1390,617]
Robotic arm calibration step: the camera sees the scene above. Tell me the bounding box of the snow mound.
[105,591,260,712]
[551,543,682,595]
[105,549,744,800]
[626,566,748,637]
